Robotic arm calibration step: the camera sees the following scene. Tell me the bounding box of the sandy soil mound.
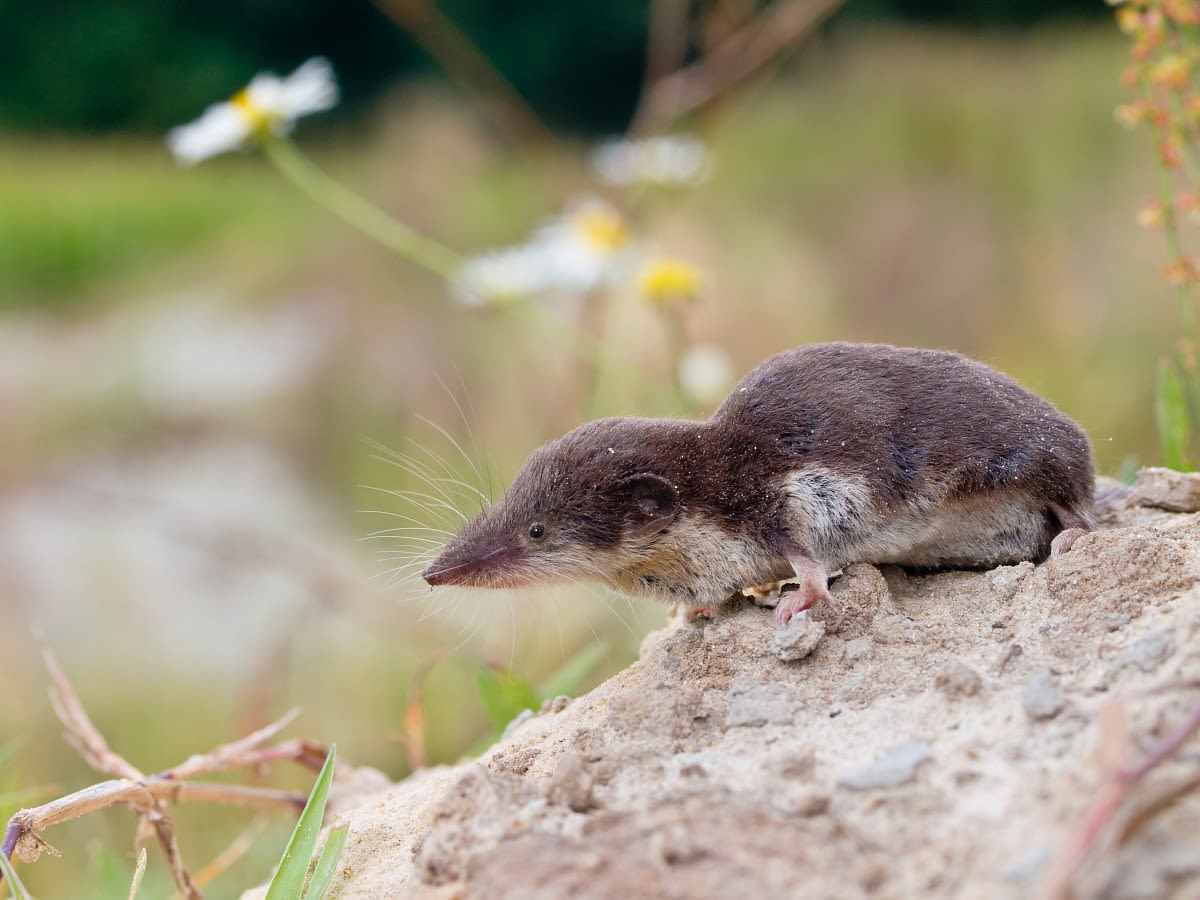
[265,470,1200,899]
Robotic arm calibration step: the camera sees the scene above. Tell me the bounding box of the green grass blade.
[265,745,337,900]
[1156,357,1191,471]
[126,847,147,900]
[1177,344,1200,467]
[539,642,610,700]
[0,849,32,900]
[302,822,349,899]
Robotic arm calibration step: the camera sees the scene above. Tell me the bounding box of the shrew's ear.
[623,474,679,538]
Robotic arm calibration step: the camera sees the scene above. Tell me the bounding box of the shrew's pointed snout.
[422,562,452,586]
[422,542,528,588]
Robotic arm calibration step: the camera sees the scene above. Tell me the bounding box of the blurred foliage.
[1111,0,1200,469]
[475,641,610,741]
[0,141,304,309]
[0,0,1108,134]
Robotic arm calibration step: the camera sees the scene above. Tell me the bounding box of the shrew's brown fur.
[424,343,1094,618]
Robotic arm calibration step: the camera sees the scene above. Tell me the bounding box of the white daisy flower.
[591,134,713,187]
[678,345,735,407]
[167,57,338,165]
[532,200,633,294]
[451,243,557,307]
[452,200,633,305]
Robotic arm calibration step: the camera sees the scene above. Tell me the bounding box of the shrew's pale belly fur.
[604,516,791,607]
[779,467,1048,569]
[606,466,1050,609]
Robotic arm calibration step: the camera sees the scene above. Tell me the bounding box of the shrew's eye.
[528,523,546,540]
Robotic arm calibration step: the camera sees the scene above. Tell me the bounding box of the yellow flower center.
[231,88,273,132]
[638,259,705,307]
[572,207,628,253]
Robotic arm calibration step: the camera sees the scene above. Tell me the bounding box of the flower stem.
[260,135,463,279]
[660,306,690,408]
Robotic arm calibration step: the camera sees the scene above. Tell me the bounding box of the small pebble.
[836,739,931,790]
[770,613,826,662]
[547,750,596,812]
[501,708,535,740]
[935,661,983,698]
[1117,628,1175,674]
[726,681,796,728]
[1022,669,1064,721]
[843,638,873,663]
[989,562,1034,602]
[1002,846,1054,883]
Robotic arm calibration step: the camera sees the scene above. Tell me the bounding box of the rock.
[835,739,932,790]
[843,637,873,663]
[989,561,1034,602]
[935,661,983,697]
[243,502,1200,900]
[1130,467,1200,512]
[769,612,826,662]
[547,750,596,812]
[725,680,796,727]
[1023,669,1065,721]
[1112,628,1176,676]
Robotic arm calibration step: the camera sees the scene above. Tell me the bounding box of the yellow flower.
[167,58,338,165]
[637,258,705,308]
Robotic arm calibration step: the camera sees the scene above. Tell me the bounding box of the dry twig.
[631,0,846,136]
[1036,692,1200,899]
[188,815,271,892]
[369,0,555,151]
[396,651,447,771]
[1,638,328,898]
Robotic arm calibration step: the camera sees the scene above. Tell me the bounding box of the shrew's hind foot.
[1048,500,1093,556]
[1050,527,1088,555]
[774,555,834,625]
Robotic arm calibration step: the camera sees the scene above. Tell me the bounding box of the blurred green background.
[0,1,1176,896]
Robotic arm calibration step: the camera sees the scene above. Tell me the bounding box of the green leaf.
[476,667,540,734]
[1156,357,1191,471]
[539,642,610,700]
[303,822,349,899]
[0,848,32,900]
[266,745,337,900]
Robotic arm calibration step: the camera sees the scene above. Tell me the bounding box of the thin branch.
[3,640,327,899]
[148,808,202,900]
[632,0,846,136]
[1035,693,1200,899]
[369,0,556,150]
[189,815,271,891]
[398,652,447,770]
[630,0,693,131]
[38,631,142,781]
[2,774,306,858]
[168,707,301,780]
